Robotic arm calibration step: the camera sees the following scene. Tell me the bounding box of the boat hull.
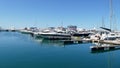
[35,34,71,40]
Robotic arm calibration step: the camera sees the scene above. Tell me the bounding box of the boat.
[71,33,90,37]
[34,31,71,40]
[20,29,33,34]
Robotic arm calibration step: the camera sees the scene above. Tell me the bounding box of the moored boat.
[34,31,71,40]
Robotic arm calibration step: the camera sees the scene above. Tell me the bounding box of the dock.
[92,40,120,45]
[60,40,83,45]
[91,47,120,53]
[90,39,120,51]
[90,45,120,51]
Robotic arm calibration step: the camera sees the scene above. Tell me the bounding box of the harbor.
[0,0,120,68]
[1,26,120,52]
[0,0,119,48]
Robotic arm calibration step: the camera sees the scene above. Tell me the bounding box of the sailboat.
[90,0,120,40]
[100,0,120,40]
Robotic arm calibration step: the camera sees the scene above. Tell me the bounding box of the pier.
[90,44,120,51]
[60,40,83,45]
[92,40,120,45]
[90,39,120,51]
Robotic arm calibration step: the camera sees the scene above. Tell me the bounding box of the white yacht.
[20,29,33,34]
[34,30,71,40]
[101,32,120,40]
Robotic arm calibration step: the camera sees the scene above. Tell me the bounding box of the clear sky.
[0,0,120,29]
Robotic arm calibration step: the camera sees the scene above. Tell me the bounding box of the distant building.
[77,28,86,32]
[41,27,55,33]
[67,25,77,32]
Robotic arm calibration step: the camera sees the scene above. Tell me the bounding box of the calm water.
[0,32,120,68]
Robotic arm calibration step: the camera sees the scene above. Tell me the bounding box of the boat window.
[111,34,115,36]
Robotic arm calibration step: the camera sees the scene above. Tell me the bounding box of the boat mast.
[61,21,63,27]
[114,14,117,31]
[102,16,105,27]
[110,0,113,31]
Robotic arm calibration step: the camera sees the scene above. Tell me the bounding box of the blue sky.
[0,0,120,29]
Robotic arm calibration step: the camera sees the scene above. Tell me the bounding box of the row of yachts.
[1,27,120,41]
[19,29,90,40]
[19,28,120,41]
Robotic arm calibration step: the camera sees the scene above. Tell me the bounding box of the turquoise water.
[0,32,120,68]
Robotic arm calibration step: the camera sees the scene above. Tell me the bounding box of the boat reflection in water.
[91,43,116,68]
[33,38,70,47]
[91,43,120,54]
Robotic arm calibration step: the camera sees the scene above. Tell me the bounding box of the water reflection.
[19,32,67,47]
[91,43,116,68]
[106,52,113,68]
[33,38,67,47]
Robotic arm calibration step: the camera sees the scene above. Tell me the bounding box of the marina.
[1,27,120,51]
[0,0,120,68]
